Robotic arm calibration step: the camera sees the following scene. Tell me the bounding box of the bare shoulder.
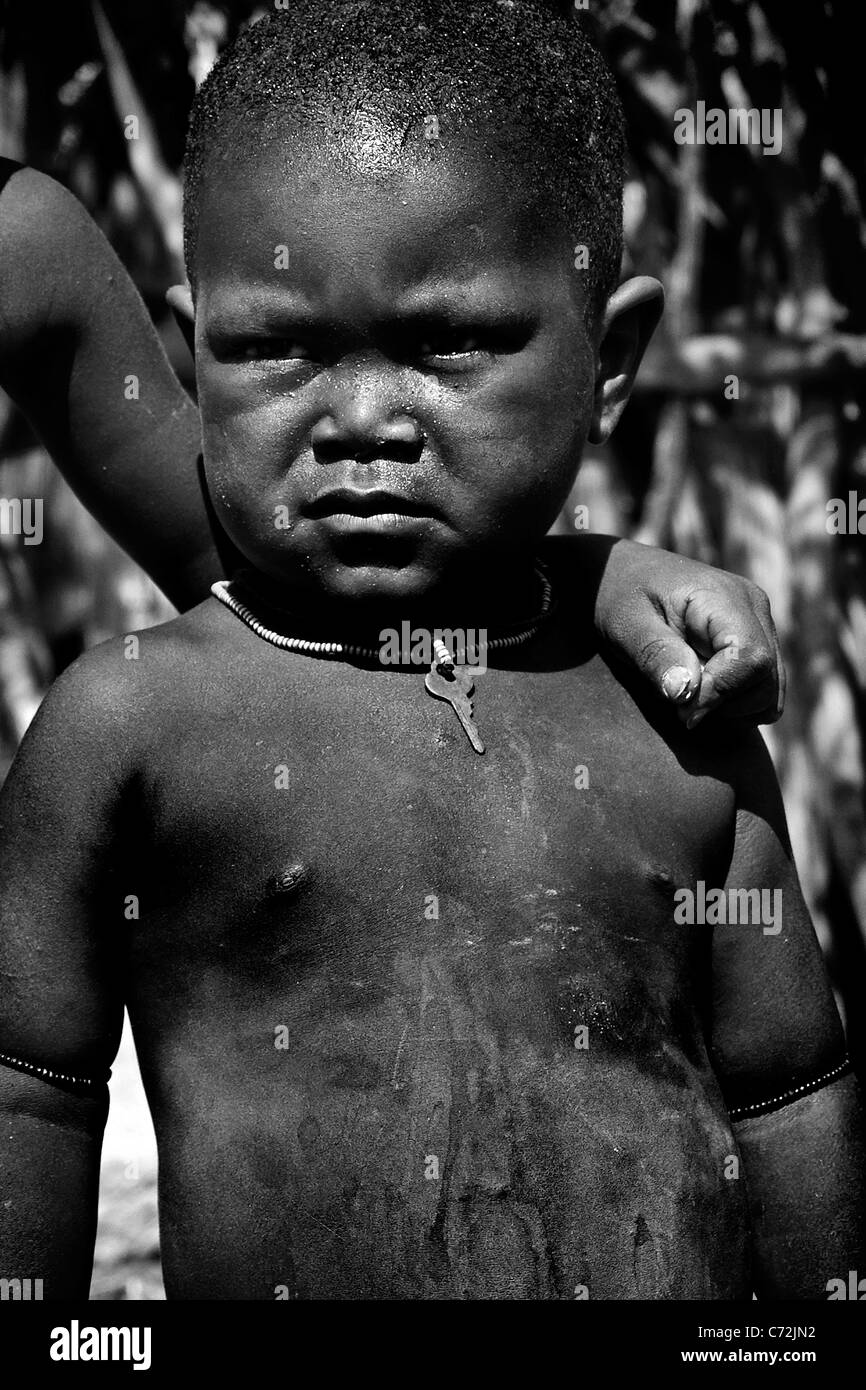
[4,600,232,781]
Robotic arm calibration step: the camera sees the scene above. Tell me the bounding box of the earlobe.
[588,276,664,445]
[166,283,196,356]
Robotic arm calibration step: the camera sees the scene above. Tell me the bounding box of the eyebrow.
[205,272,535,336]
[396,280,527,319]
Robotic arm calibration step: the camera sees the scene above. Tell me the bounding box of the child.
[0,156,785,723]
[0,0,860,1299]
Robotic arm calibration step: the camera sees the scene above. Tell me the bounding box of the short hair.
[182,0,625,320]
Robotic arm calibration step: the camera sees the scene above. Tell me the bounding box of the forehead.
[194,117,571,311]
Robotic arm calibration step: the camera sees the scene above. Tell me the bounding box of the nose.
[310,363,425,465]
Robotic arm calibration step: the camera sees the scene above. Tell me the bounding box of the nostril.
[311,420,427,466]
[354,438,388,463]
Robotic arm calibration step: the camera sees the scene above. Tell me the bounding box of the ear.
[588,276,664,445]
[166,283,195,357]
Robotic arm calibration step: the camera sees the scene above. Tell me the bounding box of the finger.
[750,590,787,719]
[661,664,699,704]
[677,588,783,727]
[679,640,778,729]
[624,625,704,706]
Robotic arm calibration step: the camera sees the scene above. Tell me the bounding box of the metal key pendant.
[425,664,485,754]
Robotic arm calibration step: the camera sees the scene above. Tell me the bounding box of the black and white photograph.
[0,0,864,1351]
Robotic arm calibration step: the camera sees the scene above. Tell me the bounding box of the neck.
[232,554,546,647]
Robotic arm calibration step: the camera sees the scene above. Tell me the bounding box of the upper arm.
[0,645,136,1078]
[0,167,217,609]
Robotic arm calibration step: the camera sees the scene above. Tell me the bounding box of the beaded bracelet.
[0,1049,110,1098]
[728,1058,852,1122]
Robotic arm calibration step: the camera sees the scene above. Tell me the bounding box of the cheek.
[198,372,304,498]
[443,351,593,501]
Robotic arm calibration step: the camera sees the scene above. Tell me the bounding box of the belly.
[144,921,751,1300]
[133,655,744,1298]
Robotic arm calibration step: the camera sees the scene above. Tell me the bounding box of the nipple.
[265,863,308,898]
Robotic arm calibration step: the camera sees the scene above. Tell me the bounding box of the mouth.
[305,488,435,533]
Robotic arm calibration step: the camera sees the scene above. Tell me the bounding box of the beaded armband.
[728,1057,852,1122]
[0,1050,110,1098]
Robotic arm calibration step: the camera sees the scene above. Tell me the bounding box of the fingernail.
[662,666,694,703]
[686,710,706,730]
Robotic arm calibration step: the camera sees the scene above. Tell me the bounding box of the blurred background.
[1,0,864,1299]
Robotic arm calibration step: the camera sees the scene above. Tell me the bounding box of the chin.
[313,560,437,606]
[236,548,433,604]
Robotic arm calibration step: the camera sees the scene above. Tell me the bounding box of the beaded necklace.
[210,560,554,755]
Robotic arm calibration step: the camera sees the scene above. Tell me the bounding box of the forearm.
[0,1066,106,1299]
[736,1073,866,1299]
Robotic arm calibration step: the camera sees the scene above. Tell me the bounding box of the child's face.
[192,125,654,615]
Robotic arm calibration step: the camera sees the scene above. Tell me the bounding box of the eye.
[418,330,485,360]
[412,319,533,369]
[240,338,314,362]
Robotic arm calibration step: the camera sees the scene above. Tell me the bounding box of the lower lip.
[318,511,429,533]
